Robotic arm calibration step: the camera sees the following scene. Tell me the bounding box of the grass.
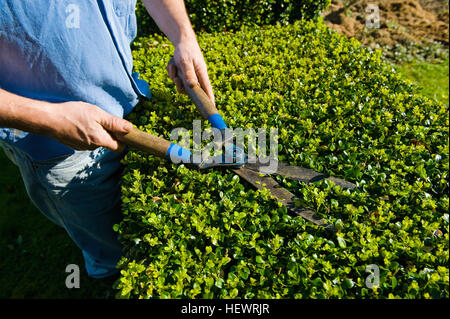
[0,150,117,298]
[394,57,449,106]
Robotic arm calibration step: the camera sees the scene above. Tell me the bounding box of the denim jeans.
[0,141,125,278]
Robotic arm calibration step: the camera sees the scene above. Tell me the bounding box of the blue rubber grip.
[166,143,191,163]
[208,114,228,130]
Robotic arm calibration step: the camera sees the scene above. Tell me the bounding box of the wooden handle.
[116,127,171,158]
[116,75,220,157]
[183,81,219,119]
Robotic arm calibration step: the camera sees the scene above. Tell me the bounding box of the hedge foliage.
[115,19,449,298]
[135,0,331,36]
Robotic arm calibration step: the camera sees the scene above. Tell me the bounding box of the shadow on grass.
[0,150,118,299]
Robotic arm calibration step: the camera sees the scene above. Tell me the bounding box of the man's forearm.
[142,0,196,45]
[0,88,54,136]
[0,88,132,151]
[142,0,216,104]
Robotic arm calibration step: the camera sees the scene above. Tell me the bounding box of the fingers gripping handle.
[169,55,227,129]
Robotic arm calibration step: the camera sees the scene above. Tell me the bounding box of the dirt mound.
[323,0,449,48]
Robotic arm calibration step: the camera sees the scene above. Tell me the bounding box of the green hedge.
[115,20,449,298]
[135,0,331,36]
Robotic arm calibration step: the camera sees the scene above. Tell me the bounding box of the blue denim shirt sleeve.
[0,0,151,160]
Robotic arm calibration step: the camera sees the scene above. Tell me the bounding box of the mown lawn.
[394,57,449,106]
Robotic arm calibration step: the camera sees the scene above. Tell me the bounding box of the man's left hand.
[166,38,215,105]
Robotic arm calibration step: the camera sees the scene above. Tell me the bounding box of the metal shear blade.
[243,157,357,189]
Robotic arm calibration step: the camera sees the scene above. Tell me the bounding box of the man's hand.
[142,0,215,104]
[46,102,132,152]
[166,39,215,105]
[0,88,132,153]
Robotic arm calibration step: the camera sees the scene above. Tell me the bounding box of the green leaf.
[337,237,347,249]
[343,278,354,289]
[255,256,264,264]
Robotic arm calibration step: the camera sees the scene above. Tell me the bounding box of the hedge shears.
[117,79,356,231]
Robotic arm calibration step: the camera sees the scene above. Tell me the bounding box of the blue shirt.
[0,0,150,160]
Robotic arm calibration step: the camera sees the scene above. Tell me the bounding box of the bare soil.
[322,0,449,49]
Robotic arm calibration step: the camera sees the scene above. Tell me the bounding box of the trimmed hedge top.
[116,19,449,299]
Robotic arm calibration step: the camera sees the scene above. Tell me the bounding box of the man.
[0,0,215,279]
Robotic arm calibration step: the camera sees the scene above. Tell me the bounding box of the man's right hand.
[0,88,132,153]
[46,101,133,152]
